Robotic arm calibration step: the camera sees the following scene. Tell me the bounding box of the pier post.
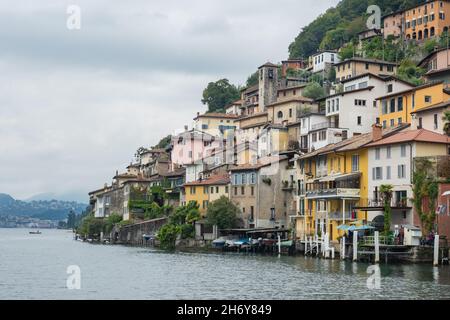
[277,234,281,256]
[374,231,380,263]
[304,235,307,256]
[341,236,346,260]
[434,234,439,266]
[353,231,358,262]
[310,236,313,256]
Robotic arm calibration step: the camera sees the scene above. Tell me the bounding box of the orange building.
[404,0,450,41]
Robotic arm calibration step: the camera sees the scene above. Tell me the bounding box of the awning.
[319,172,361,182]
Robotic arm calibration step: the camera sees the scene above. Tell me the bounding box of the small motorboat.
[212,238,226,248]
[29,230,42,234]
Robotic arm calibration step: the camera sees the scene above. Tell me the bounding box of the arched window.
[406,34,411,40]
[424,28,429,39]
[431,27,435,37]
[277,111,283,119]
[413,32,417,39]
[418,30,423,40]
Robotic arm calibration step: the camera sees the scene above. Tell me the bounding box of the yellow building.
[193,112,239,138]
[295,125,407,242]
[377,81,450,129]
[183,175,230,216]
[335,57,398,82]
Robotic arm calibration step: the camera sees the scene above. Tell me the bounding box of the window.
[365,63,369,70]
[204,186,209,194]
[202,200,209,209]
[234,187,237,196]
[336,99,339,111]
[357,116,362,125]
[270,208,275,220]
[386,166,391,179]
[387,84,393,93]
[418,117,423,128]
[398,164,406,178]
[312,133,317,142]
[380,64,384,72]
[190,186,196,195]
[390,119,395,127]
[202,124,208,130]
[373,167,383,180]
[332,100,335,111]
[375,148,381,160]
[319,130,326,140]
[425,95,432,103]
[289,108,293,117]
[251,186,254,196]
[387,65,394,72]
[351,155,359,172]
[397,97,403,111]
[277,111,283,119]
[188,151,193,158]
[383,120,387,129]
[390,99,395,113]
[359,81,368,89]
[398,117,402,124]
[242,173,247,184]
[210,187,214,194]
[382,100,388,114]
[412,94,415,109]
[225,186,229,193]
[250,173,256,184]
[386,146,391,159]
[241,186,245,195]
[434,114,438,129]
[401,144,407,157]
[327,101,330,113]
[216,186,219,193]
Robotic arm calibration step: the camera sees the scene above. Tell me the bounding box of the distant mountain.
[0,193,88,221]
[24,191,88,203]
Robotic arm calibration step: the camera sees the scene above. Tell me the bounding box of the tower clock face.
[268,69,273,79]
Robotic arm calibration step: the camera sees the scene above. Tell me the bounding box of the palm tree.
[379,184,393,235]
[443,110,450,136]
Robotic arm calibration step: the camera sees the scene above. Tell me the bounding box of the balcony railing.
[305,188,360,198]
[355,198,411,209]
[311,122,338,131]
[328,212,356,221]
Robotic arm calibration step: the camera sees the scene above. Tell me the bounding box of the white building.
[311,51,340,73]
[325,73,414,138]
[364,128,450,228]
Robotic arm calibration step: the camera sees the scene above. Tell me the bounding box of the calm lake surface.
[1,228,450,300]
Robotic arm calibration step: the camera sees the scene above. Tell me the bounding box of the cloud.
[0,0,339,202]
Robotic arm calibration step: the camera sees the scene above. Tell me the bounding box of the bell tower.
[258,62,278,111]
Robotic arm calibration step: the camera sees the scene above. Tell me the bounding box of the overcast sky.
[0,0,339,202]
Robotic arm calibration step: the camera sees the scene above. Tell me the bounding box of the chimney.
[372,123,382,141]
[197,112,200,117]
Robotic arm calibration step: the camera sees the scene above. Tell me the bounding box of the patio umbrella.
[337,225,351,231]
[348,225,375,232]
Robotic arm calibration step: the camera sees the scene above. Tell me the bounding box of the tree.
[443,110,450,136]
[338,42,356,60]
[157,224,181,250]
[205,196,240,229]
[153,135,172,149]
[104,213,122,234]
[246,72,259,87]
[302,82,325,100]
[379,184,393,235]
[201,79,240,113]
[396,59,425,86]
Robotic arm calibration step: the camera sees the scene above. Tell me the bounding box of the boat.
[29,230,42,234]
[212,238,226,248]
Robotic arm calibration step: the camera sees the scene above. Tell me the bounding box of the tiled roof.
[366,129,450,147]
[194,112,239,120]
[375,81,444,100]
[258,62,279,69]
[335,57,398,66]
[265,97,314,108]
[230,155,288,172]
[184,175,230,186]
[410,100,450,114]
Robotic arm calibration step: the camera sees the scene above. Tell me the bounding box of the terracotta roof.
[160,168,186,178]
[410,100,450,114]
[184,175,230,186]
[258,62,279,69]
[366,129,450,147]
[230,155,288,172]
[277,84,308,92]
[265,97,314,108]
[114,173,137,179]
[334,57,398,66]
[241,84,259,93]
[339,72,415,87]
[239,121,267,130]
[235,112,268,122]
[194,112,239,120]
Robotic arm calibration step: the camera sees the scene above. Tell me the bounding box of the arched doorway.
[431,27,435,37]
[424,28,429,39]
[418,30,423,40]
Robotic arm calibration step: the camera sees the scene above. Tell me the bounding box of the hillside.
[288,0,423,59]
[0,193,87,220]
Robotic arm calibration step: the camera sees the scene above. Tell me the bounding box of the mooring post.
[278,234,281,257]
[341,236,346,260]
[353,231,358,262]
[304,235,307,256]
[374,231,380,263]
[434,234,440,266]
[310,236,313,256]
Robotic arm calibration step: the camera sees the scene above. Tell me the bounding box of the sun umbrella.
[348,225,375,231]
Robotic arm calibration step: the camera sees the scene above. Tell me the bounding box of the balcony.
[354,198,412,210]
[311,122,338,131]
[305,188,360,199]
[282,181,295,191]
[328,211,357,221]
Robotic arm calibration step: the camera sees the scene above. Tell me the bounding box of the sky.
[0,0,339,203]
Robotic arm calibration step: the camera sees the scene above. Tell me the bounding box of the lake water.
[1,228,450,299]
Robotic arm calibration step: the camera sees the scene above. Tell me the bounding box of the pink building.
[383,11,403,39]
[170,129,223,169]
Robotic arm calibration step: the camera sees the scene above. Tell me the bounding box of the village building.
[310,50,340,74]
[383,11,404,39]
[411,100,450,132]
[404,0,450,41]
[377,81,450,129]
[193,112,239,138]
[418,48,450,83]
[362,128,450,229]
[335,58,398,82]
[281,59,307,77]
